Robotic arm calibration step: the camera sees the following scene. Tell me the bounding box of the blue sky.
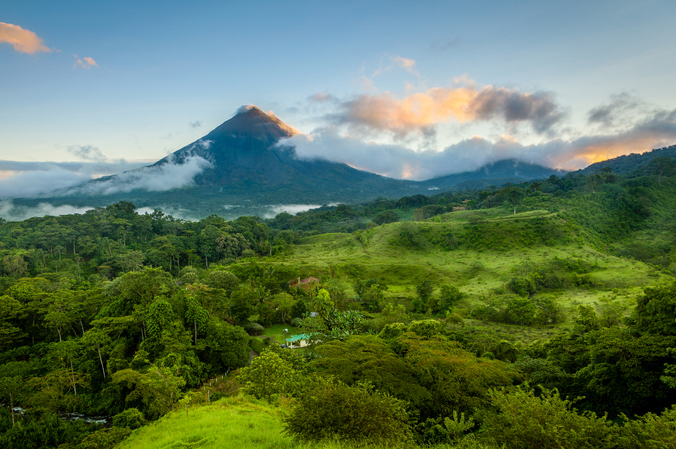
[2,0,676,187]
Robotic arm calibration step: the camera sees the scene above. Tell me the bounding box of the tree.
[353,278,387,312]
[2,254,27,277]
[413,280,436,313]
[373,210,400,225]
[237,349,298,403]
[634,283,676,336]
[0,375,24,427]
[205,270,239,295]
[439,285,463,312]
[112,364,186,419]
[198,317,250,375]
[0,295,24,350]
[115,250,145,272]
[311,288,334,319]
[501,187,525,215]
[28,369,90,418]
[651,157,674,186]
[185,294,209,343]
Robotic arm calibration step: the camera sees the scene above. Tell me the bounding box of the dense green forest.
[0,159,676,448]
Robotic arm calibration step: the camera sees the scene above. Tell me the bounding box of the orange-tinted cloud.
[335,82,563,136]
[74,55,98,69]
[392,56,416,72]
[0,22,50,54]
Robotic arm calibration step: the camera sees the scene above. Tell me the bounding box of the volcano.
[16,105,564,218]
[150,104,412,191]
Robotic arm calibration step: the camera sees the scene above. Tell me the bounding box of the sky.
[2,0,676,197]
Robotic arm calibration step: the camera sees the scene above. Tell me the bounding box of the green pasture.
[267,208,672,337]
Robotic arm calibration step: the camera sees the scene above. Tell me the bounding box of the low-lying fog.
[0,200,330,222]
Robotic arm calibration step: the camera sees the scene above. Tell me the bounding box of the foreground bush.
[283,377,413,446]
[478,386,676,449]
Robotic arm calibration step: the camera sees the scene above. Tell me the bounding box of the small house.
[285,333,311,348]
[289,276,320,289]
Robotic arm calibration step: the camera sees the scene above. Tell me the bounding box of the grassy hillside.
[118,396,294,449]
[118,395,451,449]
[268,207,671,340]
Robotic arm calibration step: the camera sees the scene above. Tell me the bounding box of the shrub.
[508,277,536,297]
[244,322,264,336]
[78,427,132,449]
[283,377,413,446]
[479,386,615,449]
[112,408,146,430]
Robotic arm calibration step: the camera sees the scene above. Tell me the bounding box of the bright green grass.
[256,324,300,344]
[117,395,456,449]
[118,396,292,449]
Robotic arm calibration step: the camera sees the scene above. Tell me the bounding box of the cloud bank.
[0,22,50,54]
[0,200,93,222]
[285,106,676,180]
[0,141,214,199]
[69,154,212,196]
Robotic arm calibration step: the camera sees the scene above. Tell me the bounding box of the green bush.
[283,377,413,446]
[112,408,146,430]
[508,277,536,297]
[479,386,615,449]
[244,322,265,336]
[79,427,132,449]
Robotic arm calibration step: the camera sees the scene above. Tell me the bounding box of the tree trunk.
[97,344,106,378]
[513,205,516,215]
[660,167,663,185]
[10,393,14,427]
[71,359,77,396]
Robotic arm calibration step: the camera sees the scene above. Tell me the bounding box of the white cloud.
[0,200,93,221]
[67,154,212,196]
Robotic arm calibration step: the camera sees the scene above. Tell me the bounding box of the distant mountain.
[580,145,676,175]
[420,159,566,191]
[14,106,568,218]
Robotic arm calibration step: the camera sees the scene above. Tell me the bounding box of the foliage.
[479,386,615,449]
[283,377,413,446]
[633,282,676,336]
[237,349,299,403]
[112,408,147,430]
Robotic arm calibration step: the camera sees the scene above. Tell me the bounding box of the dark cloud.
[473,87,564,134]
[587,93,643,127]
[190,120,202,128]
